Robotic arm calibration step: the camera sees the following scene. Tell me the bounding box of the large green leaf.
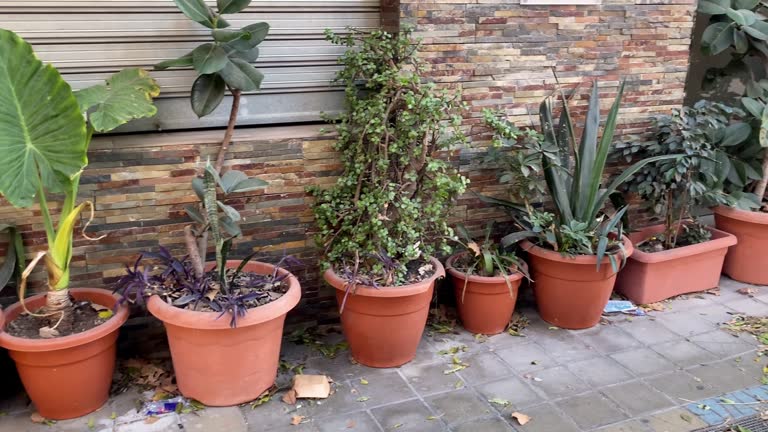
[0,29,88,208]
[735,0,760,9]
[217,0,251,14]
[721,122,752,146]
[74,68,159,132]
[742,97,765,118]
[219,58,264,91]
[192,43,229,74]
[573,82,602,221]
[226,22,270,51]
[702,22,735,55]
[760,105,768,148]
[154,52,193,70]
[699,0,729,14]
[174,0,216,28]
[191,73,226,117]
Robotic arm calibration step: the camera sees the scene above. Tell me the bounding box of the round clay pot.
[0,288,129,420]
[323,258,445,368]
[446,254,523,335]
[522,237,634,330]
[147,260,301,406]
[714,205,768,284]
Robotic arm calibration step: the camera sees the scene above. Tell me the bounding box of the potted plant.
[483,81,677,329]
[309,29,468,367]
[0,29,159,419]
[155,0,269,172]
[696,0,768,283]
[446,223,530,335]
[613,101,739,304]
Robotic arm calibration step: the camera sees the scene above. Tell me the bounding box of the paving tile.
[610,348,677,377]
[115,413,181,432]
[689,330,756,358]
[241,400,306,430]
[495,342,559,373]
[303,353,383,382]
[425,390,494,426]
[656,312,719,337]
[724,298,768,316]
[534,335,600,362]
[474,375,542,409]
[0,391,31,416]
[400,361,465,397]
[665,294,719,312]
[645,371,715,401]
[691,304,739,325]
[688,360,764,394]
[315,411,383,432]
[451,416,514,432]
[557,392,627,430]
[651,340,718,367]
[350,371,416,407]
[642,408,707,432]
[594,420,653,432]
[527,366,590,399]
[269,422,319,432]
[602,380,676,416]
[370,400,444,432]
[566,356,635,388]
[512,403,580,432]
[455,352,513,385]
[617,318,682,345]
[293,381,369,419]
[576,325,642,354]
[181,407,246,432]
[0,412,69,432]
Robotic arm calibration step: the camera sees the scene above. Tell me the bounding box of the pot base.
[714,206,768,285]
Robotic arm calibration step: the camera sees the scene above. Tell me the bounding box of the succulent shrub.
[0,29,159,336]
[483,81,678,269]
[615,100,756,249]
[697,0,768,203]
[309,28,468,287]
[156,0,269,171]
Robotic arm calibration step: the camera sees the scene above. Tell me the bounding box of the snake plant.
[0,29,159,336]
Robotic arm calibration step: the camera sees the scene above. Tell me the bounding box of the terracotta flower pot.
[0,288,129,420]
[615,224,736,304]
[522,237,634,330]
[446,254,522,335]
[714,205,768,284]
[323,258,444,368]
[147,260,301,406]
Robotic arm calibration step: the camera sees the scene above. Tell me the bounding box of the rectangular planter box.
[615,224,737,305]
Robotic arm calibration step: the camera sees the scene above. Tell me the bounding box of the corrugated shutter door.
[0,1,380,132]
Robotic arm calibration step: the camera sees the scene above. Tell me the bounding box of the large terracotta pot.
[147,260,300,406]
[323,258,444,368]
[522,237,634,330]
[714,205,768,284]
[0,288,129,420]
[446,254,523,335]
[616,224,736,304]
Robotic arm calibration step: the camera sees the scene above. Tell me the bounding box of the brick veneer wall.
[0,0,696,324]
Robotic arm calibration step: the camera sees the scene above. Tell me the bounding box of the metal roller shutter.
[0,1,380,132]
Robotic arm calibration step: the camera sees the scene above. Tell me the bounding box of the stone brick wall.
[0,0,697,324]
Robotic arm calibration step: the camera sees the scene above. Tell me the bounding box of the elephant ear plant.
[0,29,159,337]
[484,81,679,271]
[156,0,269,172]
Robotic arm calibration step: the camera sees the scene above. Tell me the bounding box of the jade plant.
[155,0,269,172]
[309,28,468,290]
[484,81,678,270]
[0,29,159,336]
[697,0,768,205]
[615,100,753,251]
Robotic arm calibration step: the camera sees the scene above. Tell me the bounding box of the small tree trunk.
[754,154,768,205]
[184,225,205,278]
[214,89,241,173]
[45,288,74,334]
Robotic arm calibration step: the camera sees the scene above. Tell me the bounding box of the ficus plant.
[0,29,159,336]
[698,0,768,205]
[615,101,753,250]
[156,0,269,172]
[483,81,679,271]
[309,28,468,289]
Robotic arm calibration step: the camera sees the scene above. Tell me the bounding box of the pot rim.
[0,288,129,353]
[147,260,301,330]
[628,224,737,264]
[323,257,445,297]
[714,205,768,224]
[521,235,634,264]
[445,253,524,284]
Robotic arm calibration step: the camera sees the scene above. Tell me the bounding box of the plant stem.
[214,88,241,173]
[754,153,768,205]
[184,225,204,278]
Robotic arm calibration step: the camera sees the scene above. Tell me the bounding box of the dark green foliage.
[309,29,468,286]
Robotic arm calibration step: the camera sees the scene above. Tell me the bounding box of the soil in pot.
[447,254,522,335]
[5,298,111,339]
[324,258,444,368]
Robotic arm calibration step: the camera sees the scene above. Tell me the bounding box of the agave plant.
[0,29,159,336]
[485,80,679,270]
[155,0,269,172]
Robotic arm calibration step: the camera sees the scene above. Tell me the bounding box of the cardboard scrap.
[283,375,331,404]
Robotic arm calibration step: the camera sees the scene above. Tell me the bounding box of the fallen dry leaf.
[738,287,757,296]
[467,241,481,256]
[38,326,59,339]
[144,417,159,425]
[511,412,531,425]
[30,412,46,424]
[640,302,666,312]
[90,303,109,312]
[282,389,297,405]
[346,419,356,429]
[291,415,305,426]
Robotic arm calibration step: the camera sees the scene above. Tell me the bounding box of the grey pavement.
[2,276,768,432]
